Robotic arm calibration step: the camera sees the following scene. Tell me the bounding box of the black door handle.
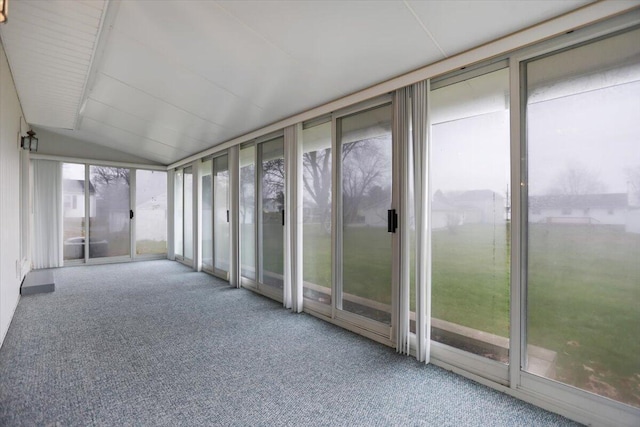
[387,209,398,233]
[130,210,134,220]
[226,210,230,223]
[282,209,285,226]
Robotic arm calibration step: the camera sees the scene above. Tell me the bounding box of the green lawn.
[296,222,639,407]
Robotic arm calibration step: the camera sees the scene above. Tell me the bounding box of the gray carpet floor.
[0,260,581,426]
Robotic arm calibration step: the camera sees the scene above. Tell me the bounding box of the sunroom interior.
[0,1,639,426]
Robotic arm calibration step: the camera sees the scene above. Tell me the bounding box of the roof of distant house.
[63,179,96,194]
[529,193,627,210]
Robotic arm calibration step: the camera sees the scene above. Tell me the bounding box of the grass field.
[294,222,639,407]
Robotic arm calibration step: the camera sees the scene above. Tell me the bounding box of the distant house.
[528,193,627,226]
[432,190,506,230]
[63,179,96,218]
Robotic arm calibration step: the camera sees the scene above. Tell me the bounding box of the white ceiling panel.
[0,0,601,165]
[80,117,190,164]
[0,0,106,129]
[88,74,233,144]
[82,99,213,154]
[216,0,443,108]
[406,0,592,57]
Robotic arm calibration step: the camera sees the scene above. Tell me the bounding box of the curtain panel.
[32,159,63,269]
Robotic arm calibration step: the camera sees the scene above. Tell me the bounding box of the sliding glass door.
[524,28,640,409]
[429,67,511,362]
[258,137,285,292]
[337,103,395,329]
[62,163,87,261]
[89,166,131,259]
[213,155,230,277]
[202,154,230,279]
[135,169,167,256]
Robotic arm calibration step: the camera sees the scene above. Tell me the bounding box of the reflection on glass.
[214,155,230,274]
[63,163,87,261]
[430,68,511,362]
[201,160,213,270]
[302,121,332,304]
[183,167,193,260]
[136,170,167,255]
[526,29,640,408]
[340,104,393,324]
[240,146,256,280]
[175,170,183,257]
[259,137,285,289]
[89,166,130,258]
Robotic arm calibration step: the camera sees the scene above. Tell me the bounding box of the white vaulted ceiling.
[1,0,594,165]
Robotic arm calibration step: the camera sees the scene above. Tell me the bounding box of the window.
[174,169,184,257]
[213,155,230,274]
[135,169,167,256]
[62,163,86,261]
[259,137,285,289]
[430,67,511,361]
[240,145,256,280]
[339,103,394,325]
[302,119,332,305]
[183,167,194,260]
[525,28,640,408]
[201,160,213,270]
[89,166,131,259]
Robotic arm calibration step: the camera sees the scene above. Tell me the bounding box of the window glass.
[240,145,256,280]
[526,29,640,408]
[430,68,511,361]
[340,104,393,324]
[183,167,193,260]
[135,170,167,255]
[89,166,131,258]
[302,121,332,304]
[63,163,86,261]
[259,137,285,289]
[174,170,183,257]
[201,160,213,270]
[213,155,230,273]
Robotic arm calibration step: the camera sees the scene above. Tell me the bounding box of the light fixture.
[21,130,38,152]
[0,0,8,24]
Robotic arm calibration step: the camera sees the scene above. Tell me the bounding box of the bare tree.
[91,167,130,187]
[342,137,390,223]
[548,164,605,195]
[302,148,331,217]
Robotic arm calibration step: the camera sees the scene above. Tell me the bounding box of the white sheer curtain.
[412,81,431,363]
[32,159,63,269]
[395,87,411,355]
[284,124,303,312]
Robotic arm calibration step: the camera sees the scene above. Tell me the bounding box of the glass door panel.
[240,146,256,280]
[259,137,285,290]
[213,155,230,275]
[302,121,332,304]
[89,166,131,259]
[62,163,86,261]
[175,170,184,257]
[429,68,511,362]
[525,29,640,408]
[201,160,213,271]
[339,104,393,325]
[183,166,194,261]
[135,170,167,256]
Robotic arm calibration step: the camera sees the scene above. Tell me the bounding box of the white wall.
[0,41,27,347]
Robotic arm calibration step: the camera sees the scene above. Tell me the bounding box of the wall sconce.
[0,0,8,24]
[21,130,38,152]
